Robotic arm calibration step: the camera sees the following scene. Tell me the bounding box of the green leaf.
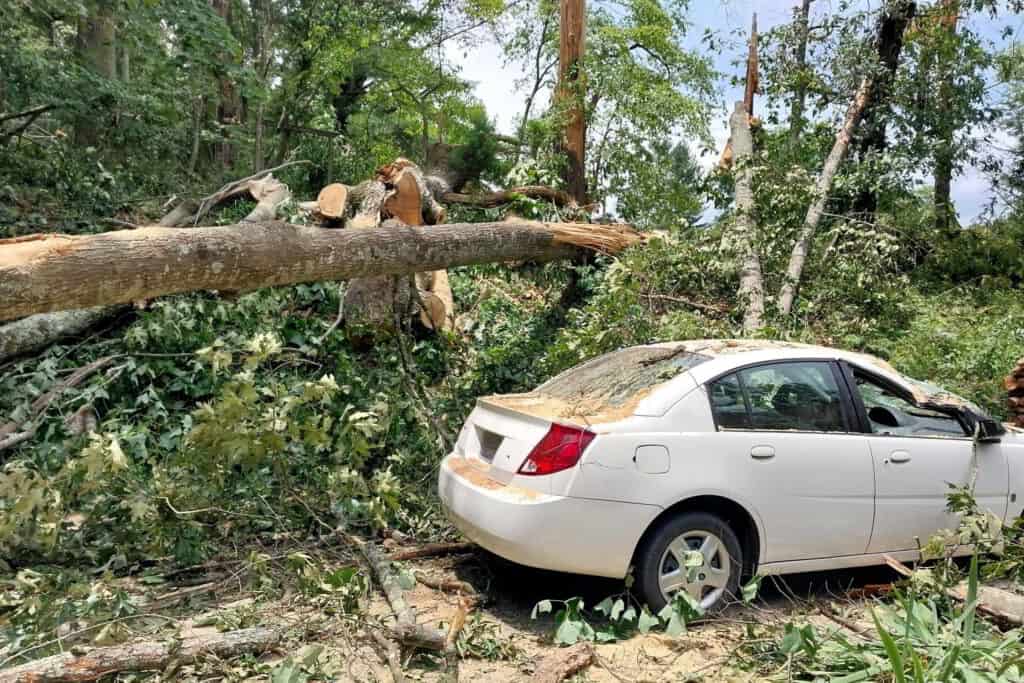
[531,599,553,619]
[594,597,614,616]
[554,616,582,645]
[741,575,762,604]
[637,607,659,634]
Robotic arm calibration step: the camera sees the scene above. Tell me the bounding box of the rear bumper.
[438,454,660,578]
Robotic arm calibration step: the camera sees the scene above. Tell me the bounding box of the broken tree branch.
[0,356,116,453]
[0,627,279,683]
[0,221,641,322]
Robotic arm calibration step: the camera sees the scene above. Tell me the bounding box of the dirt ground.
[158,544,900,682]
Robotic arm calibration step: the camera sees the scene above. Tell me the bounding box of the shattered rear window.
[537,346,710,407]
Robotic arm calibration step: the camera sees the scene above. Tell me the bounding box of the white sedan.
[438,340,1020,612]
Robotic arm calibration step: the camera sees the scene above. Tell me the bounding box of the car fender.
[640,487,769,567]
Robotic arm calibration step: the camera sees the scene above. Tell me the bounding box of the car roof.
[632,339,971,415]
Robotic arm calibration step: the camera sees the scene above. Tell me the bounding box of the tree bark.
[74,0,117,147]
[0,222,640,322]
[934,0,959,236]
[729,102,765,333]
[0,306,126,363]
[556,0,587,203]
[777,76,874,316]
[788,0,812,149]
[0,627,279,683]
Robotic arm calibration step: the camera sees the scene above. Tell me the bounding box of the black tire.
[634,511,744,615]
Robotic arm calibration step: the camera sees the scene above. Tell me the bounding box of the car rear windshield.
[537,346,710,407]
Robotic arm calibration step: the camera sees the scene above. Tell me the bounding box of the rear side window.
[538,346,710,408]
[709,361,847,432]
[708,373,749,428]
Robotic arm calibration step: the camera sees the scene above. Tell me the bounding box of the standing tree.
[556,0,587,203]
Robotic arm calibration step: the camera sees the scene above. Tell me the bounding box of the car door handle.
[750,445,775,460]
[888,450,912,464]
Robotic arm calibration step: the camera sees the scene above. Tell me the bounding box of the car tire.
[634,511,743,615]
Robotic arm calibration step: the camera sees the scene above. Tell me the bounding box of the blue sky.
[447,0,1024,224]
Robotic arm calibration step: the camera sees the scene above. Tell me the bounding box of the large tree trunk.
[0,627,278,683]
[777,76,874,316]
[729,102,765,333]
[556,0,587,203]
[74,0,117,147]
[0,222,640,322]
[788,0,812,149]
[210,0,238,172]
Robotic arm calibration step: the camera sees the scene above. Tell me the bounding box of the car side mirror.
[868,406,900,428]
[975,418,1004,444]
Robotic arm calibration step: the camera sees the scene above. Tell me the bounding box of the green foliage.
[531,588,704,644]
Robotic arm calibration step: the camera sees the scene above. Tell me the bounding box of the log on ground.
[0,221,641,322]
[0,627,279,683]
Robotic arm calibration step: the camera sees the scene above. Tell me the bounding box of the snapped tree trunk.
[777,76,874,316]
[0,221,641,322]
[729,102,765,333]
[852,0,916,217]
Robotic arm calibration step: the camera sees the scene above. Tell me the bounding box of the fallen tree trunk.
[0,627,279,683]
[0,222,640,322]
[0,306,126,362]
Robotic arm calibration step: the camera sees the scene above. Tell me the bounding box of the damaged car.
[438,340,1021,613]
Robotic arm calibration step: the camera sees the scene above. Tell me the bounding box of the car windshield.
[904,376,986,415]
[537,346,710,407]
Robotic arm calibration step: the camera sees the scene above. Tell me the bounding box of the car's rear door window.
[708,373,750,428]
[709,361,848,432]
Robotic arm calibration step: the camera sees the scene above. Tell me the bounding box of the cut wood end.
[317,183,349,219]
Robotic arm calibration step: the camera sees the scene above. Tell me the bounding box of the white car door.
[704,361,875,563]
[843,365,1009,554]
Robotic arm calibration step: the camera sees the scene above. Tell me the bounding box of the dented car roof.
[482,339,986,425]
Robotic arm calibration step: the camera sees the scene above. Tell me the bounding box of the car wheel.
[635,511,743,615]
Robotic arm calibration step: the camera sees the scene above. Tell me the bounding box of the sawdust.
[446,456,541,500]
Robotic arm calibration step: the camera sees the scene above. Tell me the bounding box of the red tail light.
[518,424,595,476]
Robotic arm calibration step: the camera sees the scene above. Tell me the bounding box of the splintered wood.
[1007,358,1024,428]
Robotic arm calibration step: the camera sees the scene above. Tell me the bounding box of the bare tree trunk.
[254,101,265,173]
[777,76,874,316]
[188,97,203,176]
[210,0,238,172]
[556,0,586,203]
[729,102,765,333]
[0,222,640,322]
[787,0,812,148]
[934,0,959,236]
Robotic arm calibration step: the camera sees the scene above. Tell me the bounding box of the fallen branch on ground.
[0,627,279,683]
[389,542,475,562]
[0,356,116,453]
[884,555,1024,625]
